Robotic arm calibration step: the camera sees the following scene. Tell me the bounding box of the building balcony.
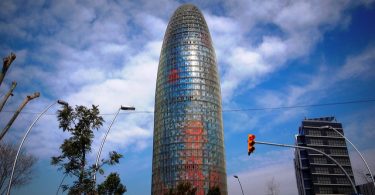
[310,163,352,167]
[309,153,349,157]
[313,183,352,186]
[305,134,345,139]
[311,172,354,177]
[305,143,346,148]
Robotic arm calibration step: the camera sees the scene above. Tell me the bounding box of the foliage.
[266,177,280,195]
[0,142,37,195]
[97,172,126,195]
[51,104,123,194]
[165,182,197,195]
[207,186,221,195]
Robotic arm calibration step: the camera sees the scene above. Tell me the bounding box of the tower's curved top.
[152,4,227,195]
[162,4,214,55]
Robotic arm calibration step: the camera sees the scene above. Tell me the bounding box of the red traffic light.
[248,134,256,156]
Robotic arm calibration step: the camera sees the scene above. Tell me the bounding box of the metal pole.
[255,140,358,194]
[93,107,122,183]
[6,101,57,195]
[324,125,375,188]
[234,175,244,195]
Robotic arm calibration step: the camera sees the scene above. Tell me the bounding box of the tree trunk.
[0,81,17,112]
[0,92,40,140]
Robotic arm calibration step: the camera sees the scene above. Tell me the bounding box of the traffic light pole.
[254,141,358,194]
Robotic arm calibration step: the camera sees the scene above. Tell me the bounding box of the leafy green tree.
[165,182,197,195]
[207,186,221,195]
[97,172,126,195]
[51,105,123,194]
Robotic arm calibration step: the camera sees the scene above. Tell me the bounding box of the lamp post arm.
[326,126,375,188]
[255,140,358,194]
[237,178,244,195]
[56,173,68,195]
[93,107,122,183]
[6,101,57,195]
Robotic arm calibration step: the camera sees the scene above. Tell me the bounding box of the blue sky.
[0,0,375,194]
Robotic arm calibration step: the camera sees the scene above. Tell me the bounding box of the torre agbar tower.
[152,4,227,195]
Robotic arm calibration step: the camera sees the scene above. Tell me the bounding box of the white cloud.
[221,47,270,100]
[1,0,374,181]
[258,36,287,60]
[338,47,375,80]
[66,41,161,111]
[135,13,168,40]
[0,1,374,195]
[245,46,375,130]
[0,0,164,159]
[209,0,367,101]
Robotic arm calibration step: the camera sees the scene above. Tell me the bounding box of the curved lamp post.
[234,175,244,195]
[56,173,68,195]
[320,125,375,188]
[6,100,68,195]
[255,140,358,194]
[93,105,135,183]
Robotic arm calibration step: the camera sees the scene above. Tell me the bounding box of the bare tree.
[0,81,16,112]
[0,53,16,87]
[0,142,37,195]
[354,168,374,184]
[0,52,40,141]
[265,177,280,195]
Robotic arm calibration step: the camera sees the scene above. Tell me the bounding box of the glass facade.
[152,4,227,195]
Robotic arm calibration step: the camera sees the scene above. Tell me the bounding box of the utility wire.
[223,99,375,112]
[1,99,375,116]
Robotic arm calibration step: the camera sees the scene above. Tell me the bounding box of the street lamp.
[7,100,68,195]
[320,125,375,188]
[234,175,244,195]
[93,105,135,183]
[255,140,358,194]
[56,173,68,195]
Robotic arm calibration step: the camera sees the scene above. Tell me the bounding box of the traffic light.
[248,134,255,156]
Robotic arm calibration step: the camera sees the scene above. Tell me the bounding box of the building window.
[336,177,350,184]
[328,139,346,146]
[314,167,329,174]
[307,129,321,136]
[313,157,327,164]
[318,186,332,194]
[330,148,348,155]
[316,176,331,184]
[333,167,353,175]
[326,130,340,137]
[308,138,323,145]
